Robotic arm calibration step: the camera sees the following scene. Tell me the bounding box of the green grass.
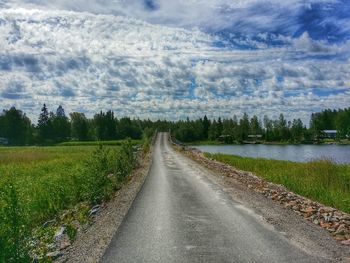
[56,139,142,146]
[205,153,350,213]
[0,142,137,262]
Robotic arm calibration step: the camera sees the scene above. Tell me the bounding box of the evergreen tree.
[202,115,210,139]
[56,105,66,117]
[217,117,223,137]
[51,105,70,142]
[250,115,261,135]
[278,113,288,141]
[208,119,219,140]
[37,104,51,141]
[239,113,250,140]
[291,118,304,142]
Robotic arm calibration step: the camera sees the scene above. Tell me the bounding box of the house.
[0,137,9,145]
[244,134,263,144]
[322,130,337,139]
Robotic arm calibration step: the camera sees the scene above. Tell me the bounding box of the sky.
[0,0,350,123]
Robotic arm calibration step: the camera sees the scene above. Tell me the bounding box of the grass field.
[0,141,138,262]
[56,139,142,146]
[205,153,350,213]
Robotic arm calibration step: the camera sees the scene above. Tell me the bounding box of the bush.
[0,181,30,263]
[115,139,135,181]
[0,142,139,262]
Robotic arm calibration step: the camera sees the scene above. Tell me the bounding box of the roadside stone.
[292,205,300,210]
[342,215,350,221]
[89,205,101,217]
[43,219,56,228]
[46,250,62,259]
[320,222,332,228]
[60,239,71,250]
[341,239,350,245]
[335,224,348,236]
[319,207,336,214]
[55,227,66,242]
[301,207,317,214]
[323,214,332,223]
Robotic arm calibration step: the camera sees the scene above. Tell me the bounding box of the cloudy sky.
[1,0,350,122]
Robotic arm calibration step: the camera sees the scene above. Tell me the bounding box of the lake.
[193,144,350,164]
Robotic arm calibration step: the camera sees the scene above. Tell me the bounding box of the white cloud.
[0,2,350,124]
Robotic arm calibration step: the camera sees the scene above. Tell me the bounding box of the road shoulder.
[57,149,153,263]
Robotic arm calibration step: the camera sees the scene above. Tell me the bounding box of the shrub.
[0,181,30,263]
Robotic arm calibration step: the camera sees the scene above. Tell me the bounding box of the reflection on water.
[194,144,350,164]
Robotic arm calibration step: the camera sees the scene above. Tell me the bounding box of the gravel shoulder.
[178,147,350,262]
[57,149,153,263]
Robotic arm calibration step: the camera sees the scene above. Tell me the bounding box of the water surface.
[194,144,350,164]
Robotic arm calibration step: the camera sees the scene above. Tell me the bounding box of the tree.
[51,105,70,142]
[118,117,142,140]
[239,113,250,141]
[250,115,261,135]
[37,104,52,142]
[94,110,117,140]
[263,115,273,141]
[70,112,89,141]
[202,115,210,139]
[0,107,32,145]
[335,109,350,139]
[56,105,65,118]
[277,113,288,141]
[291,118,304,142]
[217,117,223,137]
[208,119,219,140]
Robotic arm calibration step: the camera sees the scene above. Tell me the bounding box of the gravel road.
[101,133,344,263]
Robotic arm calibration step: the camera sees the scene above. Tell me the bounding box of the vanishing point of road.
[101,133,329,263]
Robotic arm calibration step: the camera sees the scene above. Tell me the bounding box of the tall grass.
[0,141,137,262]
[205,153,350,213]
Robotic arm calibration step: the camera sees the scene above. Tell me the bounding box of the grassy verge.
[0,141,139,262]
[56,139,142,146]
[205,153,350,213]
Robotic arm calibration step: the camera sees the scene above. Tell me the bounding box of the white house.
[322,130,337,139]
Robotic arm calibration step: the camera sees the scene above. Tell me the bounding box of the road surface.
[101,133,328,263]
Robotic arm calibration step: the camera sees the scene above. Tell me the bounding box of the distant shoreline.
[186,140,350,146]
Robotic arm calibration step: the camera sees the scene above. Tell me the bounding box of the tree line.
[171,108,350,143]
[0,105,349,145]
[0,104,149,145]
